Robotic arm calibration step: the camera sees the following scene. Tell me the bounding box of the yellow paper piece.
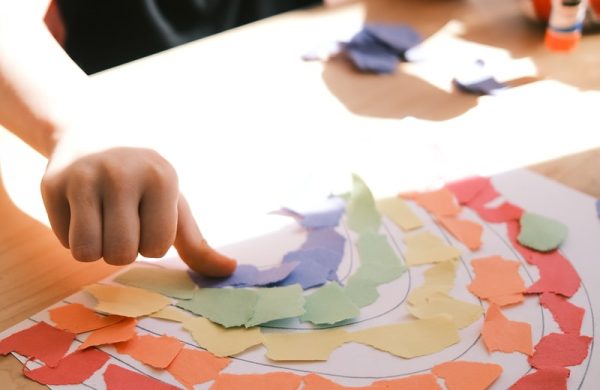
[149,306,193,323]
[183,317,262,357]
[84,284,171,318]
[405,232,461,266]
[114,267,196,299]
[376,197,423,231]
[408,260,457,305]
[262,329,349,361]
[350,317,459,358]
[407,293,483,328]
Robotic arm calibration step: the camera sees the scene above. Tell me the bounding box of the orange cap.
[545,29,581,52]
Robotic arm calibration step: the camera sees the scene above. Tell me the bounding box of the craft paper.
[301,228,346,253]
[467,182,500,209]
[24,348,109,385]
[404,231,461,266]
[166,348,230,389]
[528,332,592,369]
[343,274,381,308]
[246,285,305,327]
[190,262,299,289]
[518,213,568,252]
[346,174,381,233]
[432,361,502,390]
[350,317,460,358]
[78,317,137,350]
[277,258,332,289]
[363,23,422,55]
[596,199,600,218]
[211,372,303,390]
[376,196,423,231]
[357,232,404,273]
[103,364,179,390]
[114,267,196,299]
[439,217,483,250]
[183,317,262,357]
[177,288,258,328]
[481,305,532,355]
[408,292,483,328]
[49,303,123,333]
[302,373,367,390]
[115,334,183,369]
[412,188,461,217]
[281,197,345,229]
[262,329,349,361]
[149,306,193,323]
[445,177,490,204]
[84,284,171,318]
[347,45,399,74]
[509,367,570,390]
[475,202,523,223]
[0,321,74,367]
[526,252,581,297]
[302,373,441,390]
[453,60,507,95]
[539,292,585,334]
[408,260,457,305]
[468,256,526,306]
[301,282,359,325]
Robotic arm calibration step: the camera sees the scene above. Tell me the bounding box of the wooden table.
[1,0,600,387]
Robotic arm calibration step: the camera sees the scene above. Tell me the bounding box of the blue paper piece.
[596,199,600,218]
[189,261,299,288]
[347,46,399,74]
[363,23,422,56]
[301,228,346,255]
[453,60,507,95]
[276,259,332,289]
[281,197,346,230]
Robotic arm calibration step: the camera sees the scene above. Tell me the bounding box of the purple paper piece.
[453,59,507,95]
[282,197,346,230]
[596,199,600,218]
[254,261,300,286]
[284,248,343,273]
[347,45,399,74]
[363,23,422,55]
[301,228,346,255]
[276,259,331,289]
[454,77,506,95]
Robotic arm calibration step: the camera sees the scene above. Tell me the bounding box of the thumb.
[174,195,237,277]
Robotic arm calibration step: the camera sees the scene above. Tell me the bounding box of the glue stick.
[545,0,588,51]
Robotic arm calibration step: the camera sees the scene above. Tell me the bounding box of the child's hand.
[41,146,236,277]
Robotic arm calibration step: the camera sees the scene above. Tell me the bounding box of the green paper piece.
[518,212,568,252]
[343,275,380,308]
[301,282,360,325]
[357,232,405,271]
[245,285,305,327]
[177,288,258,328]
[346,174,381,234]
[114,267,196,299]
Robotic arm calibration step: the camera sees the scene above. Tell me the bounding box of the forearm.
[0,0,87,158]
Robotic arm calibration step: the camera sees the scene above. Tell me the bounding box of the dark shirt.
[57,0,319,74]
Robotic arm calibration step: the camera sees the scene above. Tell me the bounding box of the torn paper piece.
[301,282,359,325]
[439,217,483,251]
[114,267,196,299]
[407,292,483,328]
[24,348,109,385]
[166,348,230,389]
[475,202,524,223]
[84,284,170,318]
[408,260,457,305]
[518,213,568,252]
[0,321,74,367]
[263,329,349,361]
[103,364,179,390]
[405,231,461,266]
[526,251,581,297]
[183,317,262,357]
[115,334,183,369]
[432,361,502,390]
[346,174,381,233]
[190,262,300,289]
[528,333,592,369]
[280,197,345,229]
[468,256,526,306]
[412,188,461,217]
[539,292,585,334]
[376,196,423,231]
[445,177,491,205]
[453,60,507,95]
[509,367,570,390]
[245,285,305,327]
[78,317,136,350]
[49,303,124,334]
[177,288,258,328]
[481,305,533,355]
[211,372,303,390]
[149,306,193,323]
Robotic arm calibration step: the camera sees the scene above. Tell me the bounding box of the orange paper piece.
[509,367,570,390]
[103,364,179,390]
[78,318,137,350]
[432,361,502,390]
[166,348,230,389]
[211,372,303,390]
[49,303,124,333]
[439,217,483,250]
[468,256,526,306]
[0,322,75,367]
[528,332,592,369]
[302,373,441,390]
[115,334,183,369]
[413,188,461,217]
[24,348,110,385]
[539,293,585,334]
[481,305,533,355]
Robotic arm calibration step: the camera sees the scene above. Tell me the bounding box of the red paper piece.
[467,182,500,209]
[529,332,592,369]
[0,322,75,367]
[115,334,183,369]
[482,305,533,355]
[439,217,483,250]
[211,372,303,390]
[509,367,570,390]
[49,303,124,333]
[302,373,370,390]
[475,202,524,223]
[103,364,179,390]
[446,177,490,205]
[540,293,585,334]
[506,221,581,297]
[302,373,441,390]
[432,361,502,390]
[166,348,230,389]
[413,188,461,217]
[24,348,109,385]
[79,317,137,350]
